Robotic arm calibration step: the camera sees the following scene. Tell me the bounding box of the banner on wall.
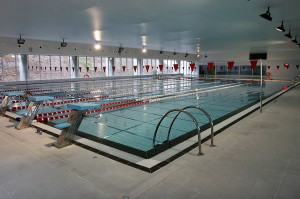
[173,64,179,71]
[122,66,126,72]
[145,65,149,72]
[94,67,97,72]
[112,66,116,72]
[133,65,137,72]
[227,61,234,70]
[250,60,258,69]
[208,62,214,70]
[103,67,106,73]
[86,67,89,72]
[79,67,82,72]
[159,64,163,71]
[190,63,195,71]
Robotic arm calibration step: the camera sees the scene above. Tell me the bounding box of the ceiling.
[0,0,300,57]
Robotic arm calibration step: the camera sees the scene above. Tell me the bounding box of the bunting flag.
[55,67,57,71]
[122,66,126,72]
[145,65,150,72]
[173,64,179,71]
[159,64,163,71]
[32,66,34,70]
[284,63,289,69]
[94,67,97,72]
[166,66,169,70]
[297,65,299,69]
[72,67,75,72]
[79,67,82,72]
[220,66,223,70]
[103,67,106,73]
[250,60,258,70]
[50,67,51,71]
[268,66,271,69]
[208,62,214,70]
[277,65,280,69]
[133,65,138,72]
[60,67,62,71]
[234,66,238,70]
[112,66,116,72]
[227,61,234,70]
[66,67,68,72]
[190,63,196,71]
[86,67,89,72]
[242,66,245,70]
[45,67,46,71]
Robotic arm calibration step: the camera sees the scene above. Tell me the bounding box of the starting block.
[0,92,24,116]
[16,95,54,129]
[55,102,99,148]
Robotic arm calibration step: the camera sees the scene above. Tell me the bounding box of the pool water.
[44,78,289,158]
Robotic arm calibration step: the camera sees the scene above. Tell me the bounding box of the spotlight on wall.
[17,35,25,44]
[196,54,200,58]
[60,39,67,47]
[159,49,164,54]
[118,47,124,54]
[94,43,101,50]
[284,30,292,39]
[292,36,298,44]
[260,7,272,21]
[142,46,147,53]
[276,21,286,32]
[185,53,188,58]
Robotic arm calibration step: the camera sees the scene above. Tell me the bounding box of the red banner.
[94,67,97,72]
[145,65,149,72]
[133,66,137,72]
[284,63,289,69]
[220,66,223,70]
[159,64,163,71]
[112,66,116,72]
[173,64,179,71]
[208,62,214,70]
[79,67,82,72]
[250,60,258,70]
[267,66,270,69]
[122,66,126,72]
[190,63,195,71]
[103,67,106,73]
[86,67,89,72]
[227,61,234,70]
[277,65,280,69]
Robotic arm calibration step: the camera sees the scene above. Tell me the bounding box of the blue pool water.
[34,78,289,157]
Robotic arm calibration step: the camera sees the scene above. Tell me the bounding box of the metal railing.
[152,106,214,156]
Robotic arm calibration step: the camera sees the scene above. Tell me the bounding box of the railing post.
[197,126,204,156]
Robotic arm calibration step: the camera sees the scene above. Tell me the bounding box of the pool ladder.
[152,106,215,156]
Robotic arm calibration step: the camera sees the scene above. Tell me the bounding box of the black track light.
[205,54,208,58]
[173,51,177,55]
[160,49,164,54]
[17,35,25,44]
[292,36,298,44]
[185,53,188,58]
[276,21,285,32]
[61,39,67,47]
[284,30,292,39]
[118,47,124,54]
[260,7,272,21]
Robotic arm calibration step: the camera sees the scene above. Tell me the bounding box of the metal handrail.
[152,109,203,155]
[166,106,215,148]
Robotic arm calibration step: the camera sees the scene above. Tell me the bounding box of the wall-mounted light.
[142,46,147,53]
[284,30,292,39]
[276,21,285,32]
[94,43,101,50]
[60,39,67,47]
[173,51,177,55]
[159,49,164,54]
[260,7,272,21]
[17,35,25,44]
[118,46,124,54]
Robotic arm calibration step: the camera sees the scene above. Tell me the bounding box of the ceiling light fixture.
[276,21,286,32]
[284,30,292,39]
[118,46,124,54]
[173,51,177,55]
[185,53,188,58]
[196,54,200,58]
[17,35,25,44]
[160,49,164,54]
[260,6,272,21]
[94,43,101,50]
[142,46,147,53]
[61,39,67,47]
[205,54,208,58]
[292,36,298,44]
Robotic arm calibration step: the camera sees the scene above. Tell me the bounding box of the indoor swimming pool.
[1,77,290,158]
